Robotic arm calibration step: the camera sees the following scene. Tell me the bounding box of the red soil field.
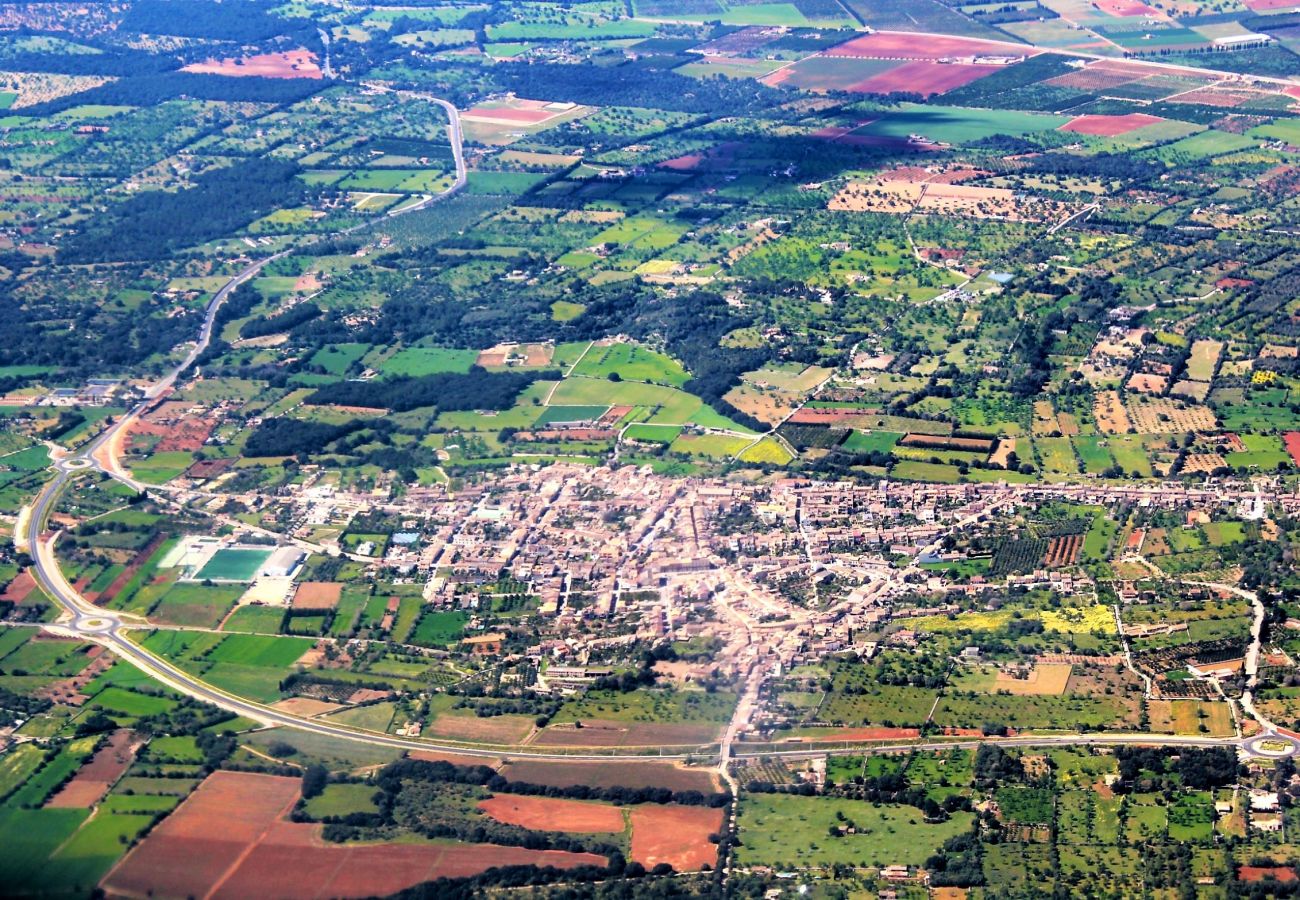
[1095,0,1159,14]
[46,729,139,808]
[478,795,626,833]
[1045,533,1083,567]
[0,569,35,603]
[213,822,605,900]
[183,50,321,79]
[1284,432,1300,467]
[826,32,1026,60]
[464,106,554,124]
[629,804,724,872]
[659,153,704,171]
[1241,866,1298,882]
[103,771,605,899]
[129,417,215,453]
[291,581,343,610]
[760,65,795,87]
[500,760,718,792]
[851,61,998,97]
[1060,112,1166,136]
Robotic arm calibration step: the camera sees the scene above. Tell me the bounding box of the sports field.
[194,549,272,582]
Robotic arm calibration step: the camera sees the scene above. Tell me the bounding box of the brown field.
[1047,62,1147,90]
[1126,398,1217,434]
[899,433,995,453]
[1064,665,1145,727]
[629,804,724,872]
[825,32,1028,60]
[46,730,139,808]
[829,178,1069,222]
[1045,534,1082,567]
[1170,380,1210,402]
[1170,87,1254,107]
[989,437,1016,468]
[722,383,799,426]
[993,664,1073,696]
[1093,390,1131,434]
[271,697,342,717]
[409,749,504,768]
[292,581,343,610]
[103,771,603,899]
[183,50,321,79]
[1126,372,1167,395]
[1183,452,1227,474]
[1060,113,1166,136]
[477,794,626,833]
[500,760,719,792]
[129,416,217,454]
[0,569,35,603]
[533,720,722,748]
[425,711,535,743]
[1171,699,1235,736]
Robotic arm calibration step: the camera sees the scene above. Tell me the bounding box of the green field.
[736,793,973,867]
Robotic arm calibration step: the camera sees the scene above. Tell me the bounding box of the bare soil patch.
[182,50,321,79]
[630,804,724,872]
[46,729,139,808]
[478,794,625,833]
[292,581,343,610]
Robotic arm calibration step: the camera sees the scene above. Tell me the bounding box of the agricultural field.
[3,0,1300,895]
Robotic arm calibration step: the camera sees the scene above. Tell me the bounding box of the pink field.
[826,32,1028,60]
[464,106,555,124]
[851,60,999,96]
[1060,112,1166,136]
[183,50,321,79]
[1095,0,1160,14]
[1245,0,1300,9]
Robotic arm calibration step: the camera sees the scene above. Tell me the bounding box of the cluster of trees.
[60,158,308,263]
[925,831,986,888]
[306,368,551,414]
[239,302,323,340]
[243,418,364,458]
[1114,746,1242,792]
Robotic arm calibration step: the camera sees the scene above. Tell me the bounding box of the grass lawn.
[304,782,381,819]
[379,347,478,377]
[221,604,287,633]
[736,793,972,867]
[572,342,688,387]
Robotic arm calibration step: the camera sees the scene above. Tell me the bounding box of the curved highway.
[17,88,1297,764]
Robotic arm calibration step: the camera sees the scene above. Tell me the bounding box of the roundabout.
[1242,731,1300,760]
[71,615,117,635]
